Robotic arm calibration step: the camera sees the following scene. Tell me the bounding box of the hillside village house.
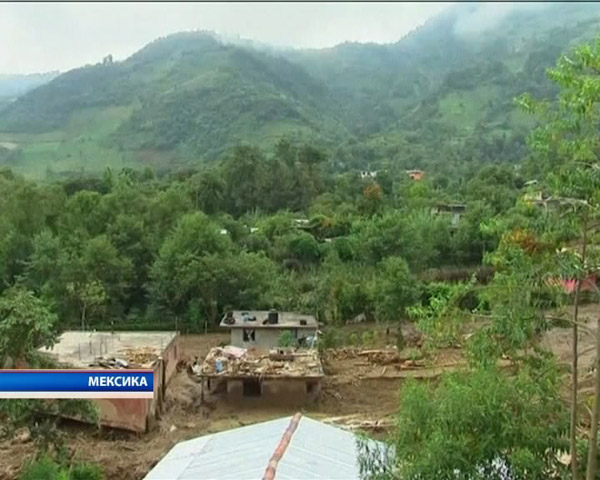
[360,170,378,180]
[221,310,318,349]
[192,310,323,404]
[432,203,466,228]
[406,169,425,180]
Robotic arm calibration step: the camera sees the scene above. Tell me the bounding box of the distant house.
[406,169,424,181]
[143,414,389,480]
[292,218,311,229]
[221,310,318,350]
[432,203,466,228]
[360,170,378,180]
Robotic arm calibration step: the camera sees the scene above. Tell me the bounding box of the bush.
[20,457,104,480]
[20,456,64,480]
[361,331,373,347]
[348,332,360,346]
[319,327,341,350]
[278,331,295,348]
[69,462,104,480]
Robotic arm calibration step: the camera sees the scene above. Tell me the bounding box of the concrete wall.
[95,398,150,432]
[225,378,321,405]
[230,327,317,349]
[94,335,182,433]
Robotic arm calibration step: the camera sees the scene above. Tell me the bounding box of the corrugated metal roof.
[144,415,384,480]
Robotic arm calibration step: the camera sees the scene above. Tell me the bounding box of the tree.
[359,365,568,480]
[0,288,98,454]
[66,280,106,331]
[517,37,600,479]
[369,256,418,349]
[0,287,56,368]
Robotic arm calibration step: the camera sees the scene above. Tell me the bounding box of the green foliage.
[67,462,104,480]
[2,5,600,179]
[0,287,57,368]
[19,456,65,480]
[318,328,341,350]
[360,365,569,480]
[19,456,104,480]
[277,331,296,348]
[369,257,419,323]
[408,281,476,348]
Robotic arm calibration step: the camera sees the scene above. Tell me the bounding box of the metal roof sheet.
[143,415,383,480]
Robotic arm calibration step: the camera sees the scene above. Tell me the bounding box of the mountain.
[1,3,600,179]
[0,72,59,108]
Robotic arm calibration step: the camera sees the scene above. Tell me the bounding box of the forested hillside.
[1,3,600,179]
[0,72,58,107]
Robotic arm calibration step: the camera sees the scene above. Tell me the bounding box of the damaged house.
[191,310,323,405]
[39,330,181,432]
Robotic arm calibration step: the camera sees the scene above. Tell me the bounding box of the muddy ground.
[0,330,417,479]
[1,311,592,480]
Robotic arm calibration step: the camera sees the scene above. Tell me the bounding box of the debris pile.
[118,346,159,365]
[322,413,394,432]
[89,346,159,369]
[196,346,323,378]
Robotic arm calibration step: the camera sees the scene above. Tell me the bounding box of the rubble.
[195,346,324,378]
[89,346,160,369]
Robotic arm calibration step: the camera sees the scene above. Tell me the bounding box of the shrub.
[69,462,104,480]
[319,328,341,350]
[278,331,295,348]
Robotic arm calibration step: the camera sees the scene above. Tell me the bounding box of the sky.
[0,2,451,74]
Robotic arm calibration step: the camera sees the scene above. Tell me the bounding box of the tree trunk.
[586,315,600,480]
[572,210,589,480]
[396,325,405,351]
[81,303,87,332]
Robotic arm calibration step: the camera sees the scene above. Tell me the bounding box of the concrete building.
[194,346,324,405]
[143,413,389,480]
[220,310,318,350]
[39,330,181,432]
[432,203,466,228]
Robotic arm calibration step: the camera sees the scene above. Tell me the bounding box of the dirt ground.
[0,319,548,479]
[541,303,600,394]
[0,328,444,479]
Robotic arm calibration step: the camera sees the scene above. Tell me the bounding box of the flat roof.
[220,311,318,329]
[38,330,178,369]
[196,346,324,379]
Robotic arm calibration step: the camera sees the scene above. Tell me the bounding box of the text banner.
[0,370,154,398]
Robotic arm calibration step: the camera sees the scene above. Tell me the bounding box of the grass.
[438,85,499,133]
[0,105,143,180]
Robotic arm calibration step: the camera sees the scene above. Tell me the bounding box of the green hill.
[2,3,600,179]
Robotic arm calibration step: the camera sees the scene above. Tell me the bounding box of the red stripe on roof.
[262,412,302,480]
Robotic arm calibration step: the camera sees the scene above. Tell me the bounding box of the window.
[243,378,261,397]
[243,329,256,342]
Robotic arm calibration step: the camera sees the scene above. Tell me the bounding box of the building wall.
[225,378,321,405]
[91,335,182,433]
[229,327,317,349]
[95,398,150,432]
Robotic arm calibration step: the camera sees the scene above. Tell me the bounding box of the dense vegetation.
[3,4,600,179]
[5,4,600,479]
[0,139,517,335]
[359,35,600,480]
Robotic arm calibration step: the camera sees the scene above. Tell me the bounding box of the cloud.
[452,2,544,39]
[0,2,450,74]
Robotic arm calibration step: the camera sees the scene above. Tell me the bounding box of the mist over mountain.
[1,2,599,179]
